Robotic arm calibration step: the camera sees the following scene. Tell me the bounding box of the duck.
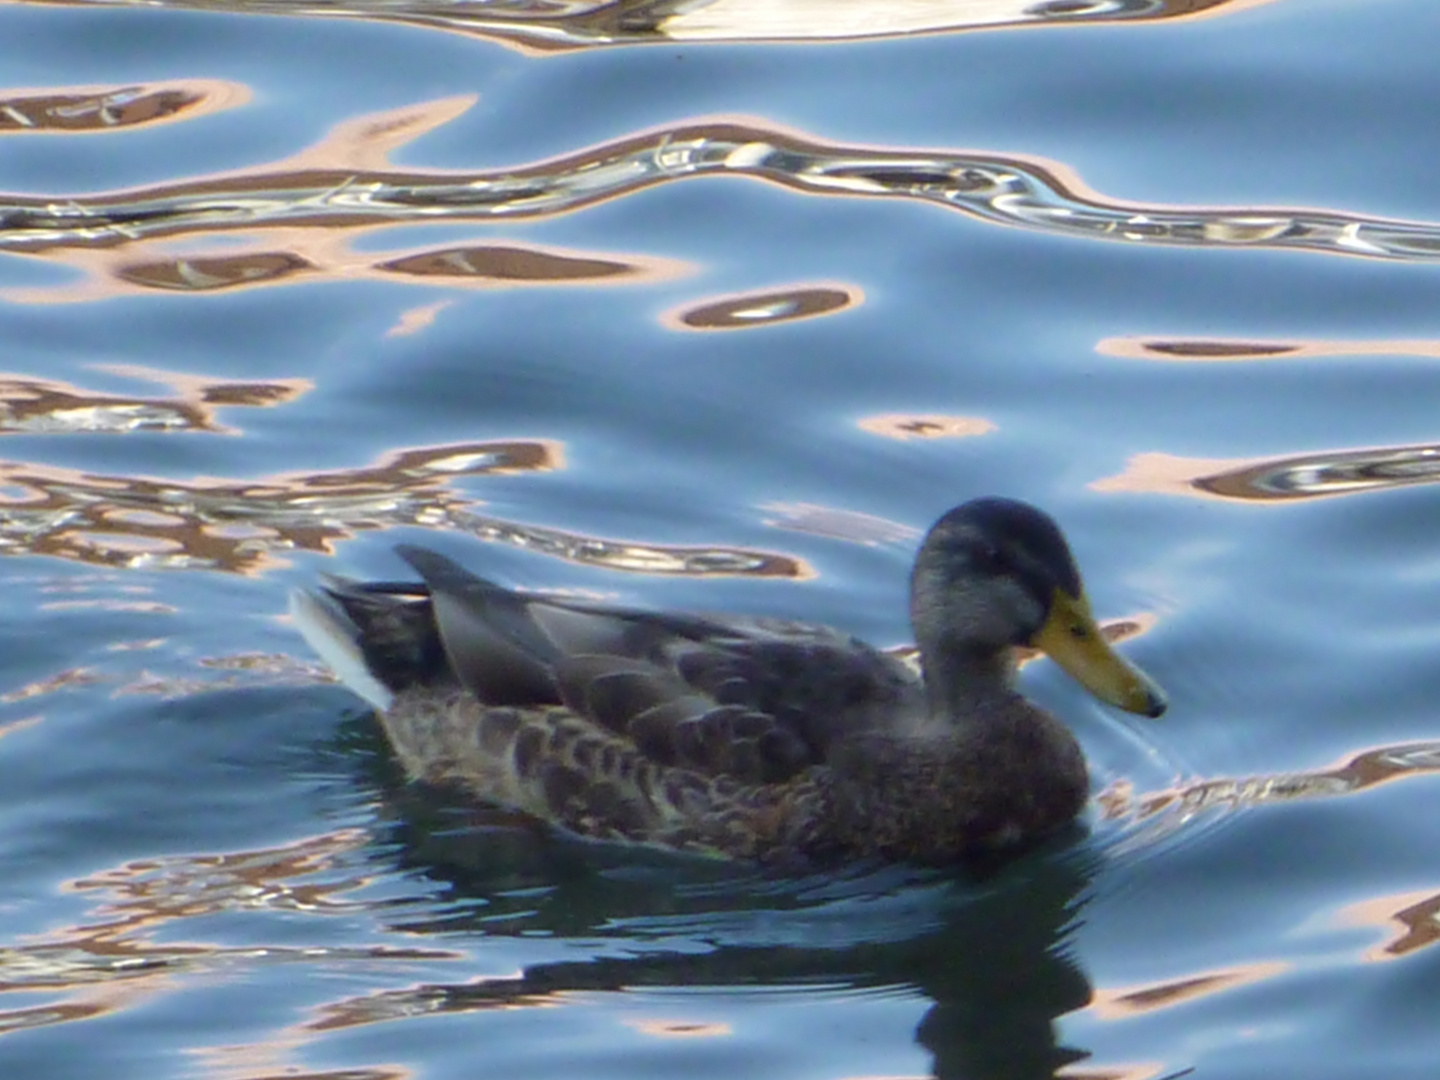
[291,497,1166,866]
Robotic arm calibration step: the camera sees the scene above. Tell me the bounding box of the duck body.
[293,498,1165,866]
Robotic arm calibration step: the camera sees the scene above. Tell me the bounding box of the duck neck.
[920,645,1021,725]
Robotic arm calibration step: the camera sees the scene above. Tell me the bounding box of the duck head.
[910,497,1167,719]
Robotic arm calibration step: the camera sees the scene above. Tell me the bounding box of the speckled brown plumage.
[292,497,1167,865]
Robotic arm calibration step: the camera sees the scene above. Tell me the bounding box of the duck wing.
[382,545,921,785]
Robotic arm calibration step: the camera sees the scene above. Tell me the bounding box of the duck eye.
[971,542,1005,574]
[1069,623,1090,641]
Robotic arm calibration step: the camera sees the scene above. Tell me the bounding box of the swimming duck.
[291,497,1165,865]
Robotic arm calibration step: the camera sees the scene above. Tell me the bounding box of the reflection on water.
[8,100,1440,306]
[1103,740,1440,851]
[3,667,105,708]
[302,765,1101,1080]
[0,438,808,577]
[11,645,1440,1080]
[0,798,1093,1080]
[1102,336,1440,363]
[1341,888,1440,962]
[2,1,1437,1075]
[9,226,687,304]
[857,413,997,440]
[88,237,684,300]
[34,716,1427,1080]
[0,438,553,573]
[762,502,920,546]
[1096,441,1440,502]
[0,367,808,577]
[0,366,308,436]
[1088,959,1290,1019]
[0,829,454,1039]
[662,283,859,331]
[0,80,248,136]
[17,0,1272,51]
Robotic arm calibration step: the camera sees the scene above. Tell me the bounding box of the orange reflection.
[0,366,309,435]
[0,80,248,135]
[626,1018,732,1038]
[1058,1065,1172,1080]
[64,832,384,936]
[11,229,689,304]
[0,830,453,1047]
[387,298,453,337]
[1339,888,1440,961]
[0,714,44,739]
[0,434,544,567]
[305,981,567,1034]
[1101,336,1440,362]
[1,667,102,704]
[112,650,340,699]
[1088,961,1288,1020]
[2,95,691,303]
[1095,441,1440,503]
[857,414,996,440]
[0,439,558,574]
[203,1066,409,1080]
[379,243,659,285]
[8,98,1440,306]
[0,362,812,579]
[0,432,809,581]
[16,0,1280,51]
[662,283,860,330]
[1107,741,1440,851]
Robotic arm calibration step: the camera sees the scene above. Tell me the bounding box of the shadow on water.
[338,729,1104,1080]
[322,700,1440,1078]
[0,674,1099,1077]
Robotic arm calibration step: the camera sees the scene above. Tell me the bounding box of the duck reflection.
[16,715,1440,1077]
[346,765,1100,1080]
[8,767,1094,1079]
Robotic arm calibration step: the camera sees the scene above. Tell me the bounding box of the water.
[4,0,1440,1076]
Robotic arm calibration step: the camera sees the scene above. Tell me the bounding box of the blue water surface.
[3,0,1440,1077]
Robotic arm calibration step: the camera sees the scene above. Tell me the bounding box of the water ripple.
[0,79,248,135]
[1096,440,1440,503]
[1099,739,1440,858]
[0,439,809,576]
[0,367,810,576]
[7,102,1440,304]
[15,0,1277,50]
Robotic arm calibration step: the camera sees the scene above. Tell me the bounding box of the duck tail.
[289,574,448,711]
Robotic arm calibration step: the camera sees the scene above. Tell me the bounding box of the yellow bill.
[1030,588,1167,718]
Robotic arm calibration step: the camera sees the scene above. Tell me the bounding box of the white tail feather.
[289,588,395,711]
